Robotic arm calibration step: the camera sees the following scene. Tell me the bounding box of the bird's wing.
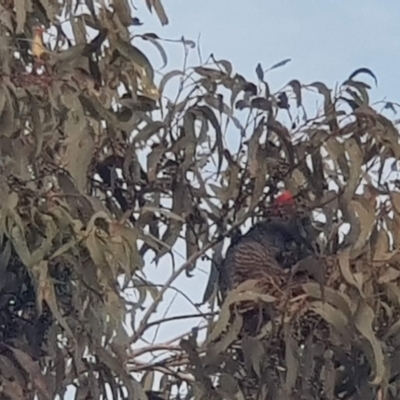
[219,236,283,296]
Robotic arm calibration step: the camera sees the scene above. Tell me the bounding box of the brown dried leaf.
[38,0,58,21]
[354,302,385,385]
[373,228,393,261]
[14,0,27,33]
[111,223,144,271]
[378,267,400,284]
[146,0,169,25]
[147,143,166,182]
[9,223,31,267]
[34,260,74,338]
[207,312,243,356]
[207,280,275,344]
[62,116,94,193]
[95,345,142,398]
[386,192,400,250]
[155,176,189,262]
[247,118,264,177]
[220,153,240,202]
[115,40,159,98]
[309,300,352,339]
[303,283,353,319]
[141,371,155,392]
[338,250,364,296]
[242,336,265,378]
[0,85,8,117]
[0,84,16,137]
[342,138,363,202]
[71,15,88,44]
[185,226,199,268]
[348,198,376,257]
[219,373,242,398]
[196,105,224,174]
[284,323,299,392]
[113,0,132,26]
[8,346,52,400]
[85,228,116,285]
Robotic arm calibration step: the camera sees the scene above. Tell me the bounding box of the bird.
[218,191,314,299]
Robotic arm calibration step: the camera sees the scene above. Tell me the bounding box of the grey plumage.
[218,218,312,298]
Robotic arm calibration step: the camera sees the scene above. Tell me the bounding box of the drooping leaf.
[140,33,168,68]
[354,302,385,385]
[159,70,184,93]
[242,336,265,378]
[145,0,169,26]
[211,55,233,76]
[288,79,302,107]
[348,67,378,86]
[112,0,132,27]
[14,0,27,33]
[196,105,224,174]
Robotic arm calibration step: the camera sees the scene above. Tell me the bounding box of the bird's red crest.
[273,190,295,207]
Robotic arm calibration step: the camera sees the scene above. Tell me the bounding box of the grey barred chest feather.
[219,218,312,296]
[221,240,282,291]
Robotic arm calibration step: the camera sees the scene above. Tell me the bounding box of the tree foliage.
[0,0,400,399]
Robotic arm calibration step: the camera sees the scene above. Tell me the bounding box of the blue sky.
[68,1,400,396]
[139,0,400,102]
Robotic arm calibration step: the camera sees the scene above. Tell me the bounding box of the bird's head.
[271,190,318,250]
[274,190,295,207]
[271,190,297,217]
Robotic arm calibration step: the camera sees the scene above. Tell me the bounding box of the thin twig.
[130,205,260,344]
[128,363,195,383]
[132,344,184,358]
[130,239,218,343]
[151,291,178,344]
[144,312,215,333]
